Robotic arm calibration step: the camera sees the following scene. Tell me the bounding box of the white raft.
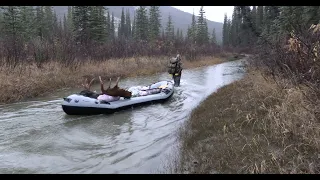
[62,81,174,115]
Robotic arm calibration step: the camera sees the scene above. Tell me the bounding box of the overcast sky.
[172,6,234,23]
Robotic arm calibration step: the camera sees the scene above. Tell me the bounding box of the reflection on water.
[0,59,246,174]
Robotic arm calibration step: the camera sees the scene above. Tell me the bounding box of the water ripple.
[0,60,245,174]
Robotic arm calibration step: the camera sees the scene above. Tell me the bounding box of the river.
[0,59,246,174]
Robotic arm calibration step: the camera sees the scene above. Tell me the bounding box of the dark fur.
[101,77,132,98]
[79,90,100,99]
[80,77,132,99]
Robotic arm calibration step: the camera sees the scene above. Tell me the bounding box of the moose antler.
[108,78,112,89]
[82,78,88,89]
[82,78,95,91]
[113,77,120,88]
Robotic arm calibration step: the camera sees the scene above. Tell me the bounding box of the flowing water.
[0,59,246,174]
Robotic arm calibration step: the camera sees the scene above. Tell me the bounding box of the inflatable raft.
[62,81,174,115]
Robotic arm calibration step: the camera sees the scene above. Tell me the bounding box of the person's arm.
[177,62,182,75]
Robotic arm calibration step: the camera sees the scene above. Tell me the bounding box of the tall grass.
[173,69,320,174]
[0,55,227,104]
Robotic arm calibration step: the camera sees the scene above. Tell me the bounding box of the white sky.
[172,6,234,23]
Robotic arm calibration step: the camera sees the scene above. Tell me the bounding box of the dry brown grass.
[0,55,226,104]
[173,68,320,174]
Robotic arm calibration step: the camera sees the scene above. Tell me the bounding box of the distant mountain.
[53,6,223,42]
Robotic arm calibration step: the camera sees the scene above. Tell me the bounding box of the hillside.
[53,6,223,42]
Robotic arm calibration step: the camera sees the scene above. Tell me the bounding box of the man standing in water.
[168,54,183,87]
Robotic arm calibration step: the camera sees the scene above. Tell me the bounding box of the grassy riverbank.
[172,68,320,174]
[0,54,237,104]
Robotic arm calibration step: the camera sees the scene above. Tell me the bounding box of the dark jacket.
[168,56,183,76]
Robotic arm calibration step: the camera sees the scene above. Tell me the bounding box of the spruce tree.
[161,28,165,40]
[132,12,136,39]
[176,28,180,41]
[35,6,46,40]
[0,8,3,38]
[172,25,175,40]
[44,6,54,40]
[196,6,209,45]
[20,6,36,41]
[230,7,240,46]
[226,18,232,46]
[256,6,264,33]
[135,6,148,41]
[106,11,111,41]
[222,14,228,46]
[211,28,217,44]
[52,11,59,39]
[63,14,67,33]
[72,6,91,44]
[187,26,191,41]
[2,6,22,39]
[303,6,320,25]
[239,6,252,46]
[148,6,161,42]
[97,6,107,42]
[125,9,131,38]
[190,12,197,43]
[119,7,125,38]
[110,13,115,40]
[165,14,174,42]
[66,6,73,33]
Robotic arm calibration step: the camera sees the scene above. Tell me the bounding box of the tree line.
[222,6,320,86]
[0,6,220,68]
